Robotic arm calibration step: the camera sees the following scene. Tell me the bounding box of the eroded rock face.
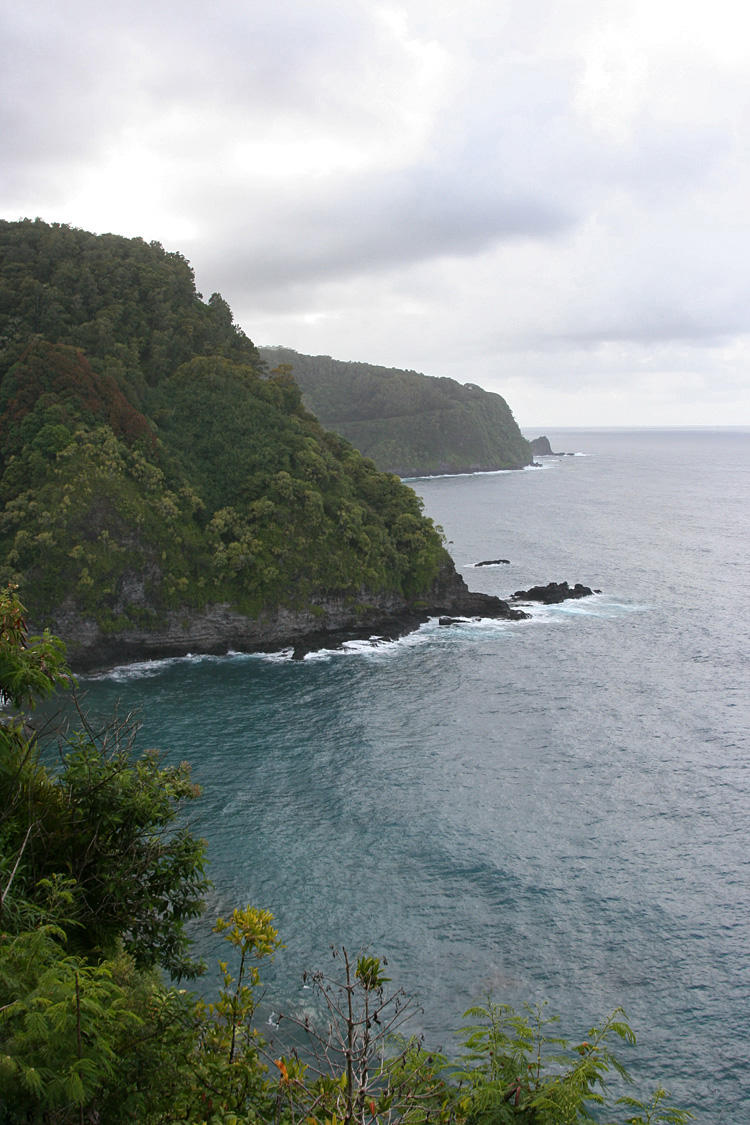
[45,561,529,671]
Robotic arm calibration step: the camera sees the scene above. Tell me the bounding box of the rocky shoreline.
[41,565,601,673]
[44,562,528,672]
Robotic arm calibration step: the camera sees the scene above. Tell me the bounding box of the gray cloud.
[191,165,575,291]
[2,0,750,424]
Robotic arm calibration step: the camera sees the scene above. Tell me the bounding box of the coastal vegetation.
[0,588,693,1123]
[0,220,450,661]
[259,347,532,477]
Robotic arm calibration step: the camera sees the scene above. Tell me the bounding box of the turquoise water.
[75,429,750,1121]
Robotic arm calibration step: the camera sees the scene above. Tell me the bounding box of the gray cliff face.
[45,562,525,672]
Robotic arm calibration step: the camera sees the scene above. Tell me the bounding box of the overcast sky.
[3,0,750,426]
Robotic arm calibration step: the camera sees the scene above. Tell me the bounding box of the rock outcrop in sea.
[510,581,599,604]
[529,436,575,457]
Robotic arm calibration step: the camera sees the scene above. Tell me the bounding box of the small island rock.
[529,436,575,457]
[529,435,554,455]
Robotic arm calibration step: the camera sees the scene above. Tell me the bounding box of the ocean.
[75,428,750,1121]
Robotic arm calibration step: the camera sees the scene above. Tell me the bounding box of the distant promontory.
[260,347,533,477]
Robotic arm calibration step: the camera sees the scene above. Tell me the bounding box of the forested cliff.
[0,219,486,667]
[259,346,532,476]
[0,214,472,661]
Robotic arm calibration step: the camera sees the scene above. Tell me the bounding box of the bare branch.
[0,822,35,916]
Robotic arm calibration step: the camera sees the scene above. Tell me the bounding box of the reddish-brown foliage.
[0,340,155,449]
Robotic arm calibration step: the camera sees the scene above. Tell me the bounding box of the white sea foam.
[403,468,518,482]
[273,615,520,663]
[82,598,641,678]
[83,646,296,680]
[513,595,647,623]
[254,648,295,663]
[299,625,438,662]
[83,652,212,682]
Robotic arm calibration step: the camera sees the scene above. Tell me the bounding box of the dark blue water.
[76,429,750,1121]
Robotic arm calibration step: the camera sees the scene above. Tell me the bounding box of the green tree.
[453,1001,693,1125]
[0,586,209,978]
[0,926,143,1120]
[0,584,71,711]
[0,588,192,1120]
